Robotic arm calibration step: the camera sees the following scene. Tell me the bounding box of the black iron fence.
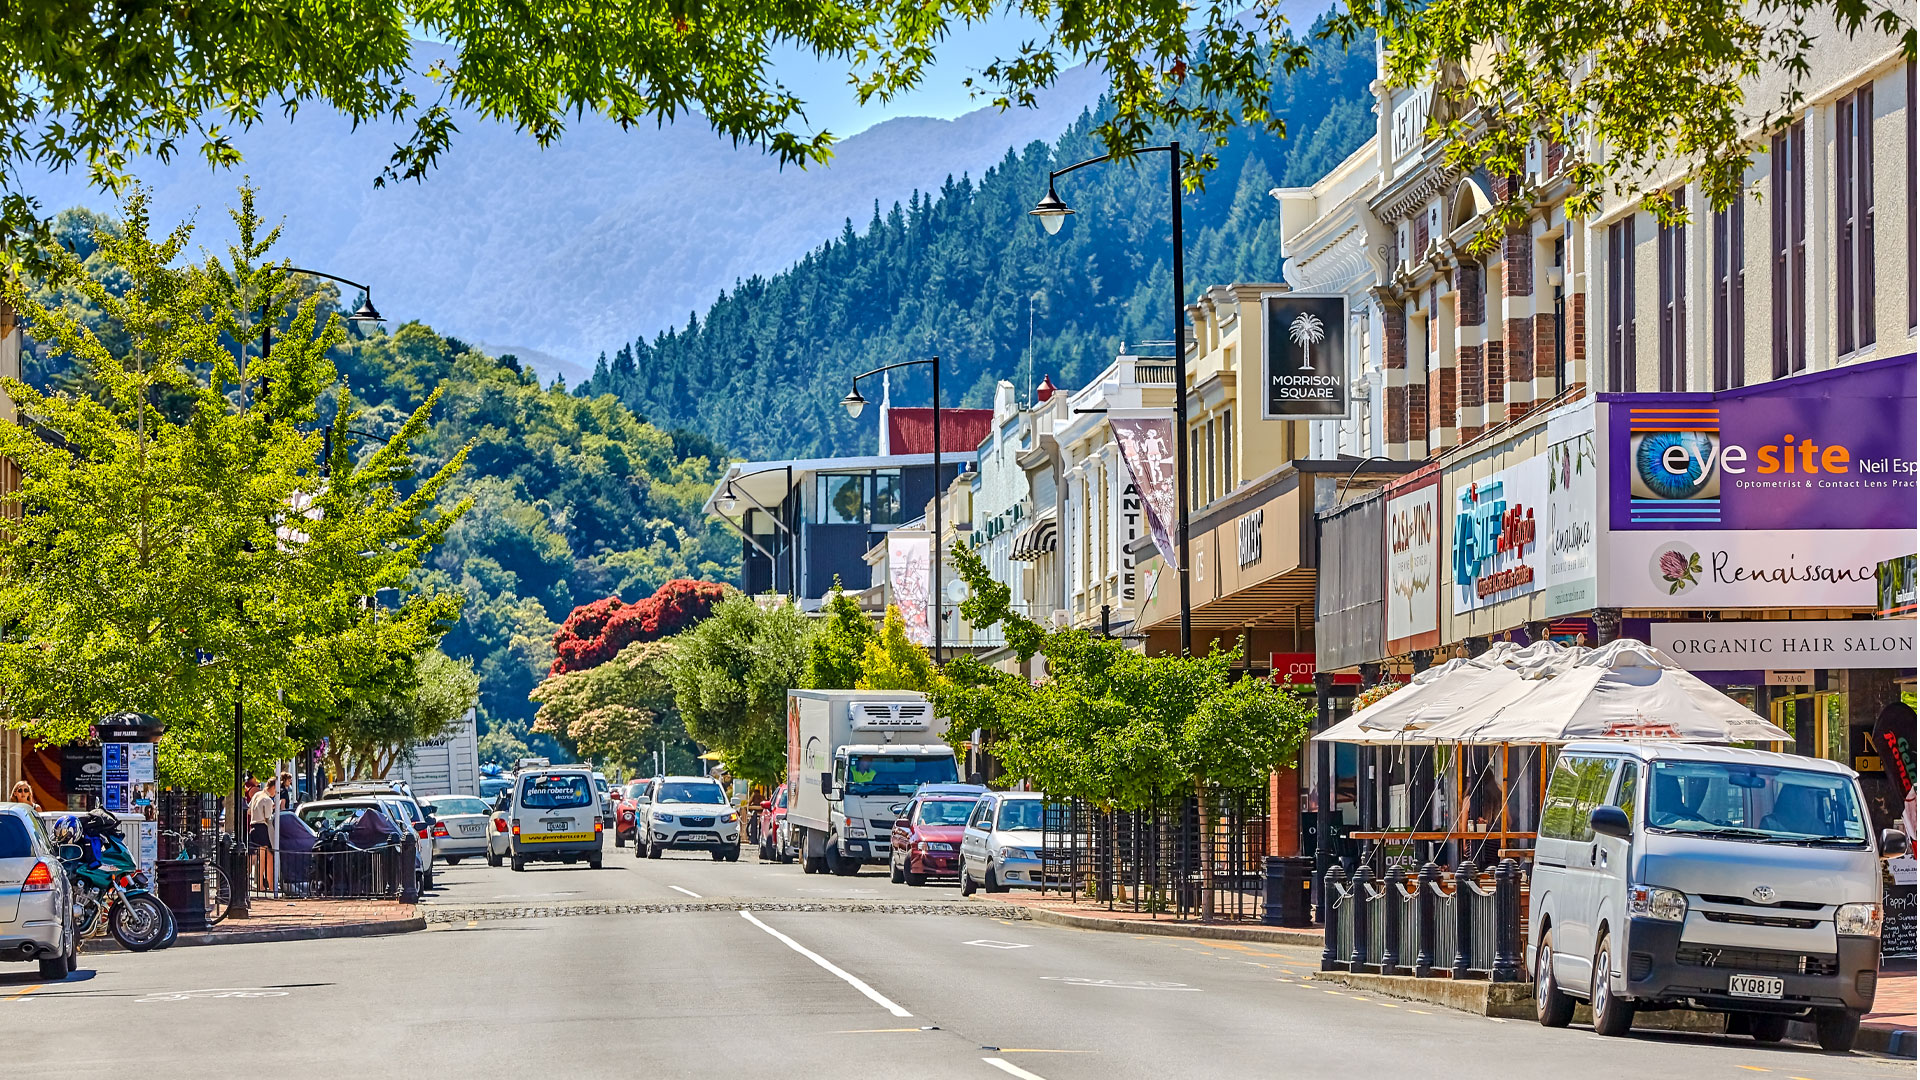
[282,844,409,899]
[1321,859,1529,981]
[1039,789,1271,922]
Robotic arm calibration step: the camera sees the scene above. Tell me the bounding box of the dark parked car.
[757,784,793,863]
[888,791,982,886]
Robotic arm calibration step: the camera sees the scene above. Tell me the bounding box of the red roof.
[887,408,995,455]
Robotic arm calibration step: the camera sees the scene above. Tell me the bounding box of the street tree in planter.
[0,188,469,789]
[323,649,480,780]
[530,639,679,773]
[665,593,811,786]
[936,544,1313,919]
[802,584,874,691]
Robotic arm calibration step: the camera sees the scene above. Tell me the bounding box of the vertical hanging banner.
[1108,410,1182,571]
[887,530,933,645]
[1263,294,1351,418]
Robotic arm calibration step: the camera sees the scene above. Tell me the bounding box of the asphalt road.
[4,850,1910,1080]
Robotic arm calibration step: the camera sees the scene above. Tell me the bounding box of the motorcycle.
[54,808,177,952]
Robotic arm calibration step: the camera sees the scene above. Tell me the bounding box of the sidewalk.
[983,893,1322,947]
[1859,965,1915,1057]
[84,898,422,953]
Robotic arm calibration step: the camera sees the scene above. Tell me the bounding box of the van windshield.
[520,774,594,809]
[846,755,958,796]
[1648,761,1867,844]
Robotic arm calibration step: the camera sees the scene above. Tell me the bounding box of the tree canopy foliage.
[550,579,729,676]
[935,544,1312,809]
[324,648,480,781]
[530,639,680,772]
[0,189,468,789]
[665,595,812,785]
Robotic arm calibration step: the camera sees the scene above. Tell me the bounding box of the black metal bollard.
[1320,864,1348,971]
[1491,858,1523,982]
[1415,860,1439,978]
[399,833,420,903]
[1380,870,1402,973]
[1452,859,1476,980]
[1350,864,1374,971]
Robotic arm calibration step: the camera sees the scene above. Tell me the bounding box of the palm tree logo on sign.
[1289,311,1325,372]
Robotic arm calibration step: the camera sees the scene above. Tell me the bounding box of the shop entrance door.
[1769,690,1848,762]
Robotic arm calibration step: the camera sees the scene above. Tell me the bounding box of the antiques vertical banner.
[1108,411,1183,571]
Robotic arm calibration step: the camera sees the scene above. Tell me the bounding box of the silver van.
[508,767,605,871]
[1529,741,1906,1050]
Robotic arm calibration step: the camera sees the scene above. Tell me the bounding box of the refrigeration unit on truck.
[784,689,960,875]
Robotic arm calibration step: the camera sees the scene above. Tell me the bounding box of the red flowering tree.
[550,579,731,675]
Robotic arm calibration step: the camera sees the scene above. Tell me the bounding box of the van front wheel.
[1534,932,1574,1027]
[1813,1009,1861,1052]
[1590,934,1634,1037]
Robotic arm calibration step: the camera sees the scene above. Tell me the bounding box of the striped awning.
[1010,507,1058,562]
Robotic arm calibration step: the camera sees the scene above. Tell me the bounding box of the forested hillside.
[21,213,740,763]
[578,33,1375,460]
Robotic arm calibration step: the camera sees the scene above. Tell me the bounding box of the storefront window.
[871,471,903,524]
[818,474,866,524]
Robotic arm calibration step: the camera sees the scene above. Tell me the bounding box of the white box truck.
[394,709,481,797]
[785,689,959,875]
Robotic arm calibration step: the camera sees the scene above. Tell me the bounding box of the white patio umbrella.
[1429,639,1792,745]
[1314,641,1579,745]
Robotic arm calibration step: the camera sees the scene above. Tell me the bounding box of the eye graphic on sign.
[1630,430,1720,500]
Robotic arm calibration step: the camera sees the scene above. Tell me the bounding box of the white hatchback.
[959,792,1050,894]
[420,795,493,864]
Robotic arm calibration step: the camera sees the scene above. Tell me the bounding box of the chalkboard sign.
[1883,883,1916,961]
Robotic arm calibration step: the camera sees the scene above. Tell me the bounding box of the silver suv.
[0,802,78,978]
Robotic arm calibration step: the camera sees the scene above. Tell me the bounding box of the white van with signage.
[507,767,604,872]
[1529,741,1906,1049]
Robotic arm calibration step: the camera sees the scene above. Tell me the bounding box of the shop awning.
[1010,507,1058,562]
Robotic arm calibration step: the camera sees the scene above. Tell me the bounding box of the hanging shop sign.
[1384,475,1441,652]
[1878,555,1918,619]
[1609,528,1908,608]
[1650,619,1916,670]
[1604,353,1915,533]
[1451,453,1548,614]
[1262,294,1350,419]
[1544,403,1598,616]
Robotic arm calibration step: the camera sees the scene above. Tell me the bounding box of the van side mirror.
[1588,805,1632,840]
[820,772,834,797]
[1881,828,1910,857]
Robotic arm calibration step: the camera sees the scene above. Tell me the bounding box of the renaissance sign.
[1651,620,1917,670]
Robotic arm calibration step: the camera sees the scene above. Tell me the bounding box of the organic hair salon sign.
[1599,354,1916,608]
[1263,294,1350,418]
[1650,621,1917,671]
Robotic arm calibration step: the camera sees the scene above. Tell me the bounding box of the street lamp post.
[1030,143,1192,656]
[230,267,383,917]
[841,357,943,663]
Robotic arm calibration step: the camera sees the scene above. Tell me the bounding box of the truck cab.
[785,690,959,876]
[822,744,960,872]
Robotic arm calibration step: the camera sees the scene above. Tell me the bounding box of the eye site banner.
[1601,353,1915,532]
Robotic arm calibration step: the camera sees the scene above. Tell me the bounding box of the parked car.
[479,777,512,801]
[420,795,493,864]
[295,797,433,891]
[890,788,983,886]
[0,802,77,979]
[508,767,605,871]
[959,791,1049,895]
[612,781,650,847]
[758,784,793,863]
[637,776,740,861]
[1529,741,1907,1050]
[486,788,513,866]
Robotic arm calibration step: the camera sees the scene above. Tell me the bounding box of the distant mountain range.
[19,61,1106,382]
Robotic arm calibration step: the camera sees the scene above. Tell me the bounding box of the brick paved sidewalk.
[84,898,421,953]
[1865,966,1914,1039]
[985,893,1321,946]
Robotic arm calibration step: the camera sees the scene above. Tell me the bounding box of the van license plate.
[545,819,572,831]
[1728,974,1784,999]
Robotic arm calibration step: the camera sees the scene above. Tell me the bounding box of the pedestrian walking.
[249,778,278,893]
[279,771,295,811]
[8,781,39,811]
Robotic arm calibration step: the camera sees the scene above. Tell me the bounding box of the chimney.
[1035,374,1057,403]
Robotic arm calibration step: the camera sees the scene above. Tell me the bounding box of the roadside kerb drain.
[423,900,1033,923]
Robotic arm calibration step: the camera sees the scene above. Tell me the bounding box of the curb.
[1003,902,1322,947]
[82,916,426,954]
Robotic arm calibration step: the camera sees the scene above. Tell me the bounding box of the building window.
[1657,189,1687,391]
[1221,409,1233,491]
[1552,237,1567,394]
[1771,120,1807,377]
[1712,186,1746,390]
[1203,418,1218,504]
[1836,84,1876,356]
[1607,217,1637,391]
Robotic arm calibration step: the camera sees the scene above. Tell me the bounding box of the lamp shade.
[349,295,383,322]
[1029,183,1074,235]
[840,386,867,419]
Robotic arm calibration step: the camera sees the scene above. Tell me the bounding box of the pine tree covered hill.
[578,34,1376,461]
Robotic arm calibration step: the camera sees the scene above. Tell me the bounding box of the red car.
[888,793,980,886]
[757,784,793,863]
[612,780,650,847]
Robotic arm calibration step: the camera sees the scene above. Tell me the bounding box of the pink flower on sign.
[1656,548,1702,594]
[1659,551,1686,578]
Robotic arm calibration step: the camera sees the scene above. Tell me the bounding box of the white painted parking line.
[668,885,702,898]
[739,910,912,1017]
[964,939,1031,950]
[1038,976,1199,991]
[983,1058,1051,1080]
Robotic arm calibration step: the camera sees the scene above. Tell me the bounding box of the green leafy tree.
[856,606,938,692]
[803,584,876,690]
[1324,0,1912,232]
[665,595,811,786]
[529,640,678,771]
[0,188,468,789]
[324,649,480,780]
[936,543,1313,917]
